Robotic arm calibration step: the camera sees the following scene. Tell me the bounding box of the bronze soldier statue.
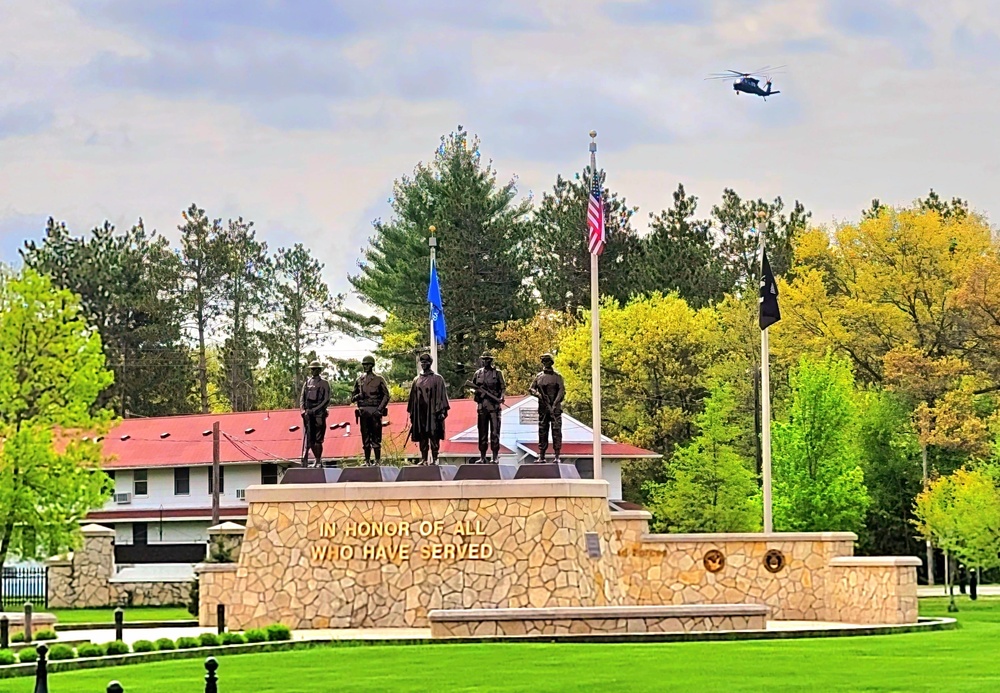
[407,353,449,465]
[351,355,390,466]
[528,353,565,463]
[470,351,505,464]
[299,360,331,467]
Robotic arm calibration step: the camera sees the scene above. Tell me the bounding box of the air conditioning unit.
[114,493,132,505]
[235,488,246,501]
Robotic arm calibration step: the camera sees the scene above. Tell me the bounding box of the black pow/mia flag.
[759,248,781,330]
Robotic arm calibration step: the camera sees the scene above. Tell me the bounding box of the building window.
[208,466,225,495]
[133,469,148,496]
[174,468,190,495]
[132,523,148,546]
[261,464,278,485]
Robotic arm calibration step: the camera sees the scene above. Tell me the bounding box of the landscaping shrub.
[34,629,57,641]
[132,640,156,653]
[17,647,37,663]
[10,632,24,644]
[198,632,220,647]
[266,623,291,641]
[47,644,76,661]
[76,643,105,658]
[104,640,129,656]
[154,638,176,651]
[220,632,246,645]
[176,636,200,649]
[244,629,267,643]
[0,650,15,665]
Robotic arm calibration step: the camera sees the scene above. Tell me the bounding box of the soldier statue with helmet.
[351,355,391,465]
[469,351,506,463]
[299,360,331,467]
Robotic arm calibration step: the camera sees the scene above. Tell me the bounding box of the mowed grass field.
[2,598,995,693]
[50,606,192,624]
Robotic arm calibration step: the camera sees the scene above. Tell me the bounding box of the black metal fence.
[0,565,47,609]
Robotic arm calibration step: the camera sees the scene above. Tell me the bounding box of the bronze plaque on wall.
[703,549,725,573]
[763,549,786,573]
[584,532,601,558]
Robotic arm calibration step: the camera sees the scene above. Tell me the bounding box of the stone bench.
[428,604,769,638]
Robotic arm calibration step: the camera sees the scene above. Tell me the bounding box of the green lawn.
[50,606,192,625]
[2,598,995,693]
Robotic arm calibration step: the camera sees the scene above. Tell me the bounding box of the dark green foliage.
[244,629,268,643]
[633,185,727,308]
[10,632,24,643]
[76,643,105,658]
[132,639,156,653]
[21,218,196,417]
[198,632,220,646]
[104,640,129,655]
[154,638,175,651]
[0,649,15,665]
[529,168,641,313]
[17,646,37,663]
[220,632,246,645]
[47,644,76,660]
[351,127,533,391]
[710,189,810,288]
[855,390,924,556]
[266,623,291,641]
[175,636,200,649]
[187,580,199,617]
[33,629,57,641]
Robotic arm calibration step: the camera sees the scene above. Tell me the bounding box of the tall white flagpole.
[589,131,603,487]
[429,225,438,368]
[759,218,773,534]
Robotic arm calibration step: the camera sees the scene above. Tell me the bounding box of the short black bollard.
[23,603,33,644]
[34,643,48,693]
[216,604,225,635]
[107,681,124,693]
[204,656,219,693]
[0,615,8,650]
[114,607,124,642]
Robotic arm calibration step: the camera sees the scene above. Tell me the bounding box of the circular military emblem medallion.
[703,549,725,573]
[763,549,786,573]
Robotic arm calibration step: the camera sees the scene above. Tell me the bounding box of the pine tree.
[634,184,726,308]
[21,218,194,417]
[351,127,532,390]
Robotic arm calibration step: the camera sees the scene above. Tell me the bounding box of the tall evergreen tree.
[634,184,726,308]
[260,243,341,408]
[177,204,227,413]
[216,218,271,412]
[351,127,532,391]
[529,169,640,313]
[21,218,194,417]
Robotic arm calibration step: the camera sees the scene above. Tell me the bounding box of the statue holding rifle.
[528,353,565,463]
[351,355,390,466]
[469,351,506,464]
[300,360,331,467]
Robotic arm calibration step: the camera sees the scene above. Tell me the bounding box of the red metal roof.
[517,442,660,459]
[98,397,657,469]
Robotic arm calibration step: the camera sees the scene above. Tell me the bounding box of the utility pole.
[212,422,221,526]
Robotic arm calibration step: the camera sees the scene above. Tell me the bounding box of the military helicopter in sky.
[706,67,784,100]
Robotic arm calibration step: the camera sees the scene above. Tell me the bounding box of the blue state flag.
[428,260,447,344]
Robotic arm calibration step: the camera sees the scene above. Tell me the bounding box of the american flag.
[587,173,605,255]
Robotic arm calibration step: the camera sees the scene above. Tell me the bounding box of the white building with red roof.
[94,395,658,563]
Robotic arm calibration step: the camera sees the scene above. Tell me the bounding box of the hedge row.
[0,622,291,665]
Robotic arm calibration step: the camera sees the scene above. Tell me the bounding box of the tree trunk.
[922,442,934,586]
[197,301,209,414]
[0,509,16,575]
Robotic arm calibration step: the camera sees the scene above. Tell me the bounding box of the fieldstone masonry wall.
[47,523,197,608]
[206,481,921,631]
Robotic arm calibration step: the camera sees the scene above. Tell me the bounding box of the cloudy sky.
[1,0,998,352]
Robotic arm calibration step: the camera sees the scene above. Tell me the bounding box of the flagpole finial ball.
[589,130,597,139]
[429,225,436,234]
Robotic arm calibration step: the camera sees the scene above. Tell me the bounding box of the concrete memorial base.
[200,478,921,633]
